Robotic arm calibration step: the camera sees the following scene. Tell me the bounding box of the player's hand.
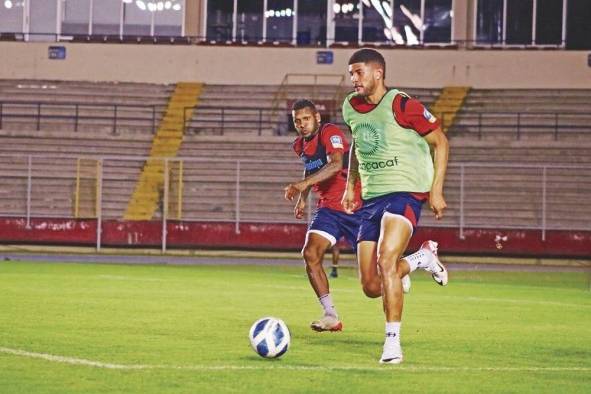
[341,189,358,214]
[294,200,305,219]
[284,182,306,201]
[429,193,447,220]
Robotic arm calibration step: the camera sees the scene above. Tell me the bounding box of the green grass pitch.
[0,260,590,393]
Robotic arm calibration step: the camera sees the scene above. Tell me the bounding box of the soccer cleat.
[401,274,411,294]
[420,240,448,286]
[380,335,403,364]
[329,267,338,278]
[310,315,343,332]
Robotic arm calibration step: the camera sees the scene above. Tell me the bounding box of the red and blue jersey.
[293,123,362,212]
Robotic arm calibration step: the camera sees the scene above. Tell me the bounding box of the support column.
[452,0,475,48]
[185,0,204,38]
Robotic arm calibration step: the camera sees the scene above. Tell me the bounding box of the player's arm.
[394,95,448,219]
[341,140,360,214]
[293,170,310,219]
[424,128,449,220]
[283,151,344,201]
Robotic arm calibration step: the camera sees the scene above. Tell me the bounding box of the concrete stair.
[124,82,203,220]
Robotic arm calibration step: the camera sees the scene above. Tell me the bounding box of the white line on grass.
[1,347,589,373]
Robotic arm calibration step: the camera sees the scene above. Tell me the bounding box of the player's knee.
[361,281,381,298]
[395,261,407,277]
[377,251,402,277]
[302,245,322,266]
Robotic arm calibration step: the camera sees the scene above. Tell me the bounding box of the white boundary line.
[1,347,590,373]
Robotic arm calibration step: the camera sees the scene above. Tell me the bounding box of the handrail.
[1,99,590,139]
[0,100,162,134]
[0,100,166,109]
[1,153,590,169]
[438,111,591,140]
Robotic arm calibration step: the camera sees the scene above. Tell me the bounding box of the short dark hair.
[292,99,317,113]
[348,48,386,78]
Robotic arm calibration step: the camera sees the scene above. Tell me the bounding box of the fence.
[1,154,590,250]
[0,101,164,134]
[3,100,591,139]
[183,106,275,136]
[444,112,591,140]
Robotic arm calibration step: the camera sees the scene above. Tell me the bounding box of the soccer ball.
[248,317,291,359]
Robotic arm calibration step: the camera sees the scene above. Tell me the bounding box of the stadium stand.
[0,130,152,219]
[453,89,591,139]
[0,79,173,134]
[175,135,591,231]
[1,80,590,234]
[186,83,439,136]
[124,82,203,220]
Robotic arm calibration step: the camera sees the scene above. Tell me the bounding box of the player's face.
[349,62,381,97]
[292,107,321,138]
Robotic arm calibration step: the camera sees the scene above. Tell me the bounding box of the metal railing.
[440,111,591,140]
[0,154,590,251]
[182,106,275,136]
[2,100,591,139]
[0,101,164,134]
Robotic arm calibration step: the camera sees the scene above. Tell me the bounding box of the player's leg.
[353,210,410,297]
[396,195,448,285]
[302,232,332,298]
[329,245,339,278]
[403,240,448,285]
[304,208,345,332]
[352,207,382,298]
[303,232,342,332]
[357,240,381,298]
[377,213,413,364]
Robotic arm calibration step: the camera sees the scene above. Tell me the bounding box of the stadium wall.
[0,218,589,258]
[0,42,590,89]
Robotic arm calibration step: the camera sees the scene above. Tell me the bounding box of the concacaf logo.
[354,122,381,159]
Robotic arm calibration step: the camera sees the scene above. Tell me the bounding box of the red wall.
[1,217,590,257]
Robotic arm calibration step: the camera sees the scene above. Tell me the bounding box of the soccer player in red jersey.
[283,99,362,332]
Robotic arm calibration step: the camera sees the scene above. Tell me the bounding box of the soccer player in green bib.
[341,48,450,364]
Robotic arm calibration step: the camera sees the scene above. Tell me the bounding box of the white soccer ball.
[248,317,291,359]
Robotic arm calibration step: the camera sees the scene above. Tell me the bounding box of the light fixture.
[384,28,392,40]
[136,0,146,11]
[382,1,392,17]
[404,25,419,45]
[122,0,132,4]
[172,3,181,11]
[164,1,171,10]
[333,4,341,14]
[285,8,292,17]
[157,1,164,11]
[4,0,13,9]
[148,2,156,12]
